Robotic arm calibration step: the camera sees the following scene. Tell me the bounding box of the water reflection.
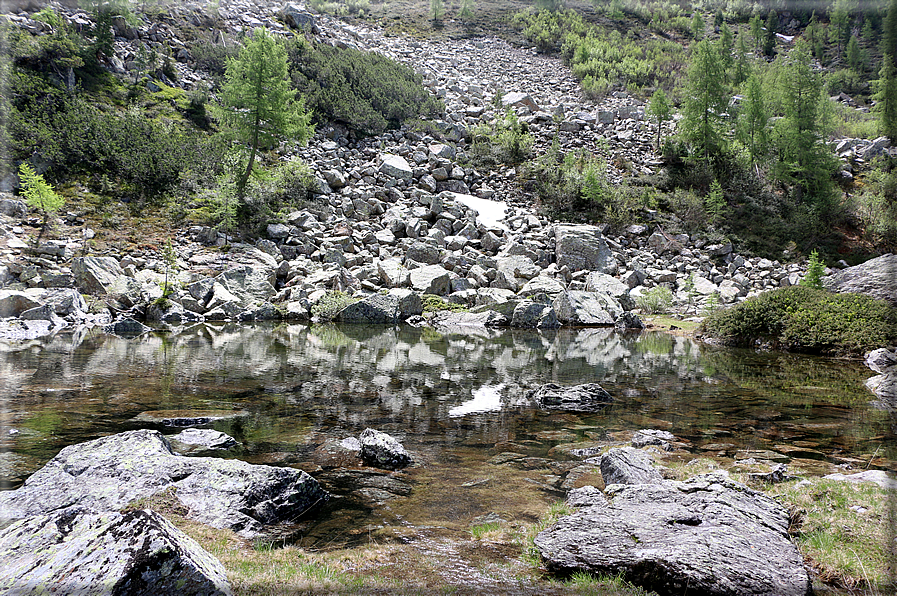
[1,323,893,496]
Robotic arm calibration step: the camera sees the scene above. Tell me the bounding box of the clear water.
[1,323,893,548]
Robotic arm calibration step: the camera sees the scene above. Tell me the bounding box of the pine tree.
[647,88,672,150]
[829,0,853,61]
[680,40,729,159]
[718,22,734,75]
[750,14,763,53]
[874,54,897,143]
[211,28,313,200]
[884,0,897,61]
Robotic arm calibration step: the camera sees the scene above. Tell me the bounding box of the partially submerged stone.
[535,473,811,596]
[359,428,412,470]
[169,428,238,451]
[0,430,329,538]
[529,383,614,412]
[0,507,232,595]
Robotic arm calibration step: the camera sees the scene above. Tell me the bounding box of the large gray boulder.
[0,290,42,318]
[529,383,614,412]
[379,154,413,181]
[41,288,87,317]
[431,310,508,328]
[553,290,623,326]
[0,430,329,538]
[215,265,276,306]
[599,447,664,485]
[335,291,422,324]
[823,253,897,305]
[359,428,412,470]
[278,2,316,29]
[71,256,124,294]
[511,300,559,328]
[584,272,634,310]
[410,264,452,295]
[554,225,614,273]
[0,507,232,595]
[535,473,811,596]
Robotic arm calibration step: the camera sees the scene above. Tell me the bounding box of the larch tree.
[680,40,729,160]
[736,72,769,166]
[875,54,897,143]
[211,27,312,200]
[647,88,672,151]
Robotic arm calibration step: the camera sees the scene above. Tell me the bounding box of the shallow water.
[1,322,894,548]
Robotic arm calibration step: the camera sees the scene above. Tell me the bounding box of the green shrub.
[18,163,63,222]
[422,294,468,313]
[469,109,533,165]
[288,39,443,134]
[311,291,359,321]
[700,286,897,355]
[636,285,674,314]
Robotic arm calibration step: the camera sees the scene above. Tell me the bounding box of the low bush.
[636,286,673,314]
[422,294,468,313]
[469,109,533,165]
[288,39,443,134]
[311,291,359,321]
[700,286,897,355]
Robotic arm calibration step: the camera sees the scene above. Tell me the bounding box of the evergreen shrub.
[700,286,897,355]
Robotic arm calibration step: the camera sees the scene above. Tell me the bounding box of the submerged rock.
[0,507,232,595]
[529,383,614,412]
[169,429,238,451]
[359,428,412,470]
[535,473,811,596]
[0,430,329,538]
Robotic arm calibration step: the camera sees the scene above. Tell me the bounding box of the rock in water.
[599,447,664,485]
[529,383,614,412]
[0,507,232,595]
[0,430,328,538]
[534,473,811,596]
[359,428,412,469]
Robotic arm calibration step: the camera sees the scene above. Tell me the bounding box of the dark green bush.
[287,39,443,134]
[700,286,897,355]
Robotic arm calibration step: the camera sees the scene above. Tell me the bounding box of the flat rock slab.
[823,470,897,490]
[535,473,811,596]
[0,430,329,538]
[0,507,232,595]
[599,447,664,486]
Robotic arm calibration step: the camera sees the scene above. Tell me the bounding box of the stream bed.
[1,322,894,555]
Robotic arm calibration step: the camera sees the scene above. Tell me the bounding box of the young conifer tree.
[211,28,312,201]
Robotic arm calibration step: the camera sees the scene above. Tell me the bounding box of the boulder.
[584,272,634,310]
[553,290,623,326]
[554,225,614,273]
[519,275,565,295]
[105,318,151,338]
[511,300,558,328]
[71,256,124,294]
[599,447,664,485]
[378,258,410,287]
[215,265,276,306]
[534,473,811,596]
[41,288,87,317]
[865,348,897,374]
[631,429,675,450]
[822,253,897,305]
[410,264,451,295]
[359,428,412,470]
[0,290,42,318]
[0,430,329,538]
[0,507,232,596]
[501,91,539,112]
[379,154,413,181]
[335,291,422,324]
[278,2,316,29]
[529,383,614,412]
[431,309,508,328]
[823,470,897,490]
